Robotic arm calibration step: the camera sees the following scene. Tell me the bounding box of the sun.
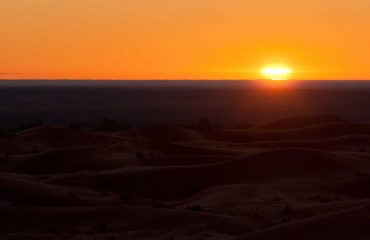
[261,65,292,80]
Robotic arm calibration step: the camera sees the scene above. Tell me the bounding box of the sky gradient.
[1,0,370,80]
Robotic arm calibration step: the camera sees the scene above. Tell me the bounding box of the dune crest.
[1,115,370,239]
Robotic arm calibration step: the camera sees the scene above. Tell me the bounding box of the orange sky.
[1,0,370,80]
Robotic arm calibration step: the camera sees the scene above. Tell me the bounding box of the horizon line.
[1,79,370,81]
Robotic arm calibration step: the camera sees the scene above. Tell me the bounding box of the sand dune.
[237,205,370,240]
[217,123,370,142]
[234,134,370,152]
[16,125,123,149]
[2,147,137,174]
[0,205,251,237]
[177,177,370,224]
[49,148,370,199]
[123,124,206,142]
[328,174,370,198]
[2,115,370,239]
[0,138,36,155]
[0,174,115,206]
[253,114,348,130]
[131,139,240,157]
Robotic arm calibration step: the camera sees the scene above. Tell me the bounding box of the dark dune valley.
[1,112,370,239]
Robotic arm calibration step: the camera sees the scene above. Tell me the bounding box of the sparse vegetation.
[92,221,108,234]
[0,129,14,138]
[17,120,43,132]
[281,218,289,223]
[67,229,80,236]
[95,117,129,132]
[39,175,49,180]
[359,146,368,153]
[69,123,83,130]
[153,202,165,208]
[31,148,39,154]
[67,191,78,199]
[305,211,317,218]
[119,192,133,200]
[188,204,203,212]
[282,203,291,214]
[319,198,332,203]
[163,151,172,156]
[45,227,60,234]
[1,113,370,238]
[198,118,213,132]
[136,151,146,158]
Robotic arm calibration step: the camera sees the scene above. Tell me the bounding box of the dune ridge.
[1,114,370,239]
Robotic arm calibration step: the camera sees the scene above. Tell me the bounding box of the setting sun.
[261,66,292,80]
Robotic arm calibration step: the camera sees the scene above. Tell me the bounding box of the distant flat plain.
[0,80,369,127]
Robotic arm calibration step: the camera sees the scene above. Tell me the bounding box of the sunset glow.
[1,1,370,80]
[262,66,292,80]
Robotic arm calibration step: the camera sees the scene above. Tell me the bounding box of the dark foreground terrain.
[1,114,370,239]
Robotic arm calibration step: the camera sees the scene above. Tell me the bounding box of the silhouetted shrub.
[153,202,165,208]
[190,204,203,212]
[236,123,254,130]
[136,152,145,158]
[39,175,49,180]
[320,198,332,203]
[0,129,14,139]
[67,191,78,199]
[163,151,172,156]
[69,123,83,130]
[17,120,43,132]
[93,221,107,234]
[31,149,39,154]
[359,146,368,153]
[305,211,316,218]
[185,186,204,198]
[45,227,60,234]
[198,118,213,132]
[95,117,129,132]
[282,203,291,214]
[119,192,133,200]
[67,229,80,236]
